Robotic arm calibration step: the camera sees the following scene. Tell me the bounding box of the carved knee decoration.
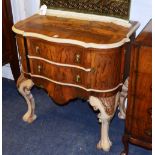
[118,77,129,119]
[89,92,120,151]
[17,74,37,123]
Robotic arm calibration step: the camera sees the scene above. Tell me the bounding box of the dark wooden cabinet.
[2,0,20,82]
[121,20,152,155]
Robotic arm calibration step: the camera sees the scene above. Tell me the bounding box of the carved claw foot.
[118,111,126,120]
[89,92,120,152]
[97,139,112,152]
[23,113,37,123]
[118,77,129,119]
[17,73,37,123]
[120,151,127,155]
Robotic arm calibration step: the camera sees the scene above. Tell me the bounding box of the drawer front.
[31,77,90,104]
[29,59,91,88]
[27,38,91,68]
[27,38,124,91]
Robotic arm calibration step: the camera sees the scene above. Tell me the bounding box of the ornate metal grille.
[40,0,131,19]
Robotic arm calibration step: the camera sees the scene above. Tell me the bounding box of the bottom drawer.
[31,77,90,104]
[29,58,91,89]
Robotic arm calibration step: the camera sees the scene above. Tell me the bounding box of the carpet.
[2,78,152,155]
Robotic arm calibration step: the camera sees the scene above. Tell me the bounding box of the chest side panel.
[127,45,152,143]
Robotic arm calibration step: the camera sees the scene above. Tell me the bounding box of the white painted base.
[17,74,37,123]
[89,93,119,151]
[118,78,129,119]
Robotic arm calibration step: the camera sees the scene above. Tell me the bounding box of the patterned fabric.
[41,0,131,19]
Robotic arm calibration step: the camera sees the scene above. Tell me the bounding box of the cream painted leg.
[17,74,37,123]
[118,77,129,119]
[89,92,120,151]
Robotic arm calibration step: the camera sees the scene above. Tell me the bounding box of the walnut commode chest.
[13,6,139,152]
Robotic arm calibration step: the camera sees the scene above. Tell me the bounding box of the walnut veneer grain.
[14,13,139,152]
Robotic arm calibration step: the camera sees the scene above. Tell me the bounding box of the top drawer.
[26,38,91,68]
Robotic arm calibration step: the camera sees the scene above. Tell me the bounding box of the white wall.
[10,0,40,22]
[24,0,40,17]
[2,0,152,80]
[10,0,26,23]
[130,0,152,35]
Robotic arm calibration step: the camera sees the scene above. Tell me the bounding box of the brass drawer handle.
[37,65,42,73]
[36,46,40,54]
[76,75,81,83]
[75,54,80,63]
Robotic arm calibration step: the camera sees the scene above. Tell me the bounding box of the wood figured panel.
[30,76,119,104]
[134,73,152,98]
[14,14,137,45]
[90,47,123,90]
[129,96,152,142]
[136,46,152,74]
[127,46,152,142]
[26,38,91,68]
[29,59,91,88]
[125,20,152,150]
[28,47,124,91]
[32,77,89,104]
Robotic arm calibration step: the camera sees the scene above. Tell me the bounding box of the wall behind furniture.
[2,0,152,80]
[130,0,152,35]
[2,0,40,80]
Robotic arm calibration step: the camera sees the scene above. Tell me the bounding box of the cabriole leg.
[118,77,129,119]
[120,135,129,155]
[17,73,37,123]
[89,92,120,151]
